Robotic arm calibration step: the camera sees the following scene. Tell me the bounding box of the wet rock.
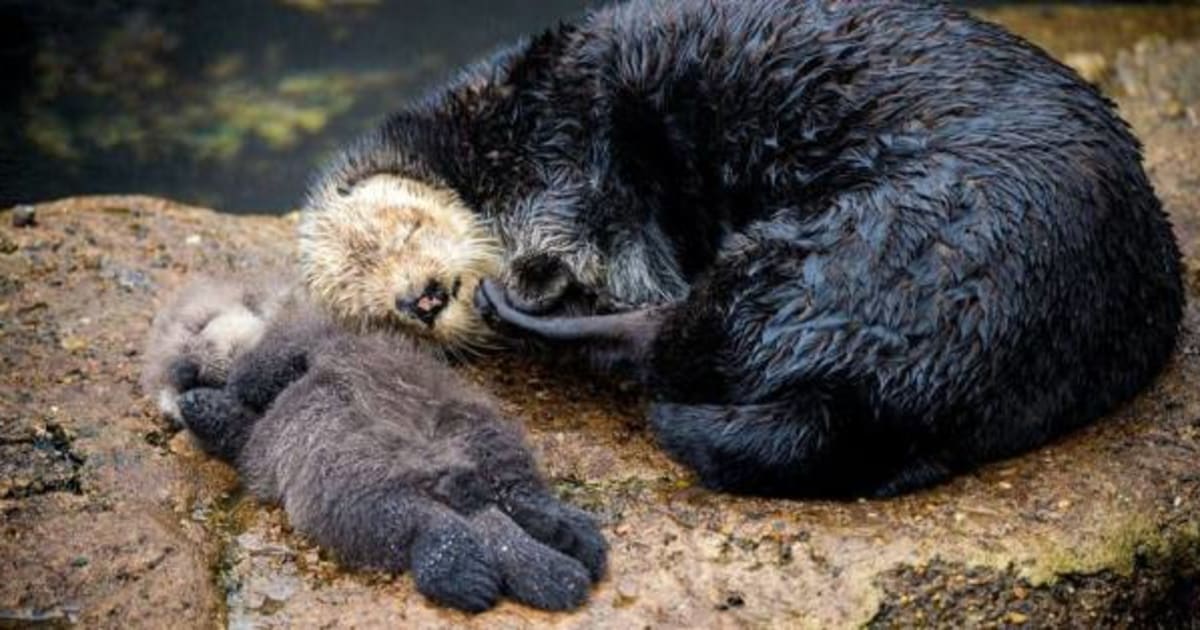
[3,40,1200,627]
[0,196,286,627]
[1116,39,1200,262]
[0,233,18,254]
[100,262,156,293]
[0,441,81,498]
[1062,51,1110,84]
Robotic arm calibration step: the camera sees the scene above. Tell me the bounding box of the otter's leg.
[437,404,608,581]
[491,486,607,582]
[870,458,954,498]
[225,330,311,413]
[475,279,664,363]
[659,231,951,496]
[644,256,916,495]
[177,387,259,462]
[409,516,501,613]
[295,460,590,612]
[293,478,503,613]
[411,475,596,610]
[471,425,607,581]
[649,398,862,496]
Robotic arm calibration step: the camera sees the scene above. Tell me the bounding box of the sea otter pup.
[301,0,1184,497]
[143,278,606,613]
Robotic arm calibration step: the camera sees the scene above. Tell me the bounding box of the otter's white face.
[300,175,501,349]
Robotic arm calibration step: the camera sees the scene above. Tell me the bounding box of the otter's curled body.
[308,0,1183,496]
[146,279,605,613]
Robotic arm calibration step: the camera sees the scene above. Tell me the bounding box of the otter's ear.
[505,24,575,88]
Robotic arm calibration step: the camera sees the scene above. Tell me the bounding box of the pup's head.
[300,174,501,349]
[142,277,290,422]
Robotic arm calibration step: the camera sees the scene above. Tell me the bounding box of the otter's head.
[300,174,501,349]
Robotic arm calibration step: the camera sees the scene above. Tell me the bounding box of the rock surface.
[4,40,1200,630]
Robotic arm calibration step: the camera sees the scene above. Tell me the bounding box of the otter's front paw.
[228,349,308,413]
[168,356,224,392]
[505,253,575,314]
[473,278,555,340]
[177,387,255,461]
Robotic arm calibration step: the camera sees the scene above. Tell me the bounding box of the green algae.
[22,16,414,166]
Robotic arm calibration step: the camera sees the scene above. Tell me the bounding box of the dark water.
[1,1,1198,213]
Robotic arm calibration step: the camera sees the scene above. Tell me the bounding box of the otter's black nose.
[396,280,449,327]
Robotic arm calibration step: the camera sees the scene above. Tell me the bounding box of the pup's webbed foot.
[404,499,598,612]
[452,416,609,582]
[475,279,663,363]
[409,519,502,613]
[499,490,607,582]
[468,507,593,611]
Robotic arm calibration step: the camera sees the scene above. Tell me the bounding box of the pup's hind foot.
[499,489,607,581]
[468,507,593,611]
[410,520,502,613]
[405,504,596,613]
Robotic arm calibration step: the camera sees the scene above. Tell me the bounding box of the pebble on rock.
[12,205,37,228]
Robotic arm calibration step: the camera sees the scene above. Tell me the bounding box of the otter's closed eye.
[391,217,424,249]
[186,312,218,335]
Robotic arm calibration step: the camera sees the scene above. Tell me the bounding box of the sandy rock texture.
[4,40,1200,630]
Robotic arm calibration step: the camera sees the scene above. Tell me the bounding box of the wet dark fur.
[157,286,606,613]
[313,0,1184,497]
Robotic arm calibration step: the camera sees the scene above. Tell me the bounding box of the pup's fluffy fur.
[140,277,299,423]
[302,0,1184,497]
[143,277,606,613]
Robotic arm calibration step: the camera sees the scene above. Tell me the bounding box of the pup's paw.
[228,348,308,413]
[501,545,592,612]
[469,507,593,611]
[410,522,501,614]
[177,387,254,461]
[168,356,204,392]
[503,492,607,582]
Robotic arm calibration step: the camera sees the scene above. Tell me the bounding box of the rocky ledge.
[4,40,1200,629]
